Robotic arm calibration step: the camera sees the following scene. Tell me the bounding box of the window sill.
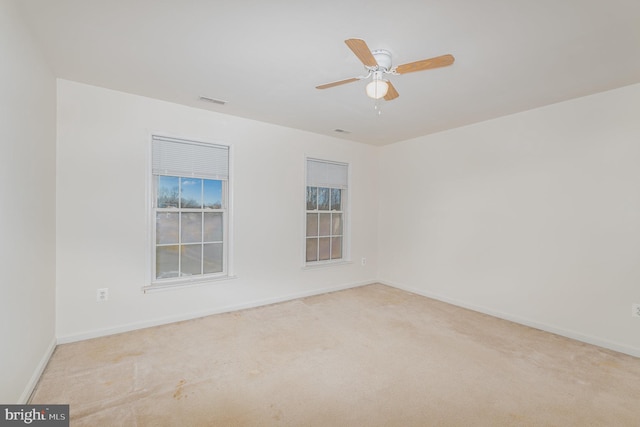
[303,260,352,270]
[143,274,237,293]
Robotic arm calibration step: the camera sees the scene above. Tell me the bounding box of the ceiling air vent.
[199,96,227,105]
[334,129,351,134]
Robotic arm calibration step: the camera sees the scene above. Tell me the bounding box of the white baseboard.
[20,336,57,404]
[57,280,374,344]
[379,279,640,359]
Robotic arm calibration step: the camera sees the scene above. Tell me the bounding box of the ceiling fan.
[316,38,455,101]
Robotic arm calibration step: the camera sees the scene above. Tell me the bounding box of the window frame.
[304,157,350,267]
[145,135,233,292]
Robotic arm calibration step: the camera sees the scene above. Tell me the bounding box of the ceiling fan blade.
[345,38,378,67]
[384,81,399,101]
[395,54,455,74]
[316,77,360,90]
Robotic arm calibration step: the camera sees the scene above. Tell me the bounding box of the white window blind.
[307,158,348,189]
[152,136,229,180]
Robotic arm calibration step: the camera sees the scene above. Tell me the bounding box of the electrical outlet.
[361,257,367,266]
[97,288,109,303]
[632,303,640,318]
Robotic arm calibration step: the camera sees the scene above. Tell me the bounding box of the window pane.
[181,244,202,276]
[204,179,222,209]
[156,245,179,279]
[181,212,202,243]
[306,213,318,237]
[304,159,348,265]
[318,237,331,261]
[306,187,317,211]
[332,213,343,235]
[204,212,223,242]
[319,213,331,236]
[318,187,330,211]
[156,212,179,244]
[331,236,342,259]
[330,189,341,211]
[306,238,318,262]
[204,243,223,274]
[157,176,179,208]
[152,138,229,282]
[181,178,202,208]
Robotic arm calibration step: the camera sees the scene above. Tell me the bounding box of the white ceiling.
[16,0,640,146]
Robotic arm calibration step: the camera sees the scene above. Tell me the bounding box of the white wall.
[0,0,57,403]
[379,83,640,356]
[56,79,378,341]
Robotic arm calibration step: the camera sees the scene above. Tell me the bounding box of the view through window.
[151,136,229,285]
[305,158,348,264]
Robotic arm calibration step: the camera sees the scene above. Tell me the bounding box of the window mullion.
[316,188,321,262]
[178,182,182,277]
[201,211,204,275]
[199,180,203,275]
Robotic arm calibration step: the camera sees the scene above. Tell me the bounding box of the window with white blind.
[150,136,230,286]
[305,158,349,264]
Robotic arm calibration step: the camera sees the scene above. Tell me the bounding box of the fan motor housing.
[370,49,392,71]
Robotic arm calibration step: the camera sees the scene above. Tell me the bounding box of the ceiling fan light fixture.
[366,79,389,99]
[316,38,454,103]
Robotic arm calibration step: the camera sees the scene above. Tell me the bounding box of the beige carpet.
[31,284,640,426]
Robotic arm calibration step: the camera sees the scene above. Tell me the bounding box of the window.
[151,136,229,286]
[305,158,348,264]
